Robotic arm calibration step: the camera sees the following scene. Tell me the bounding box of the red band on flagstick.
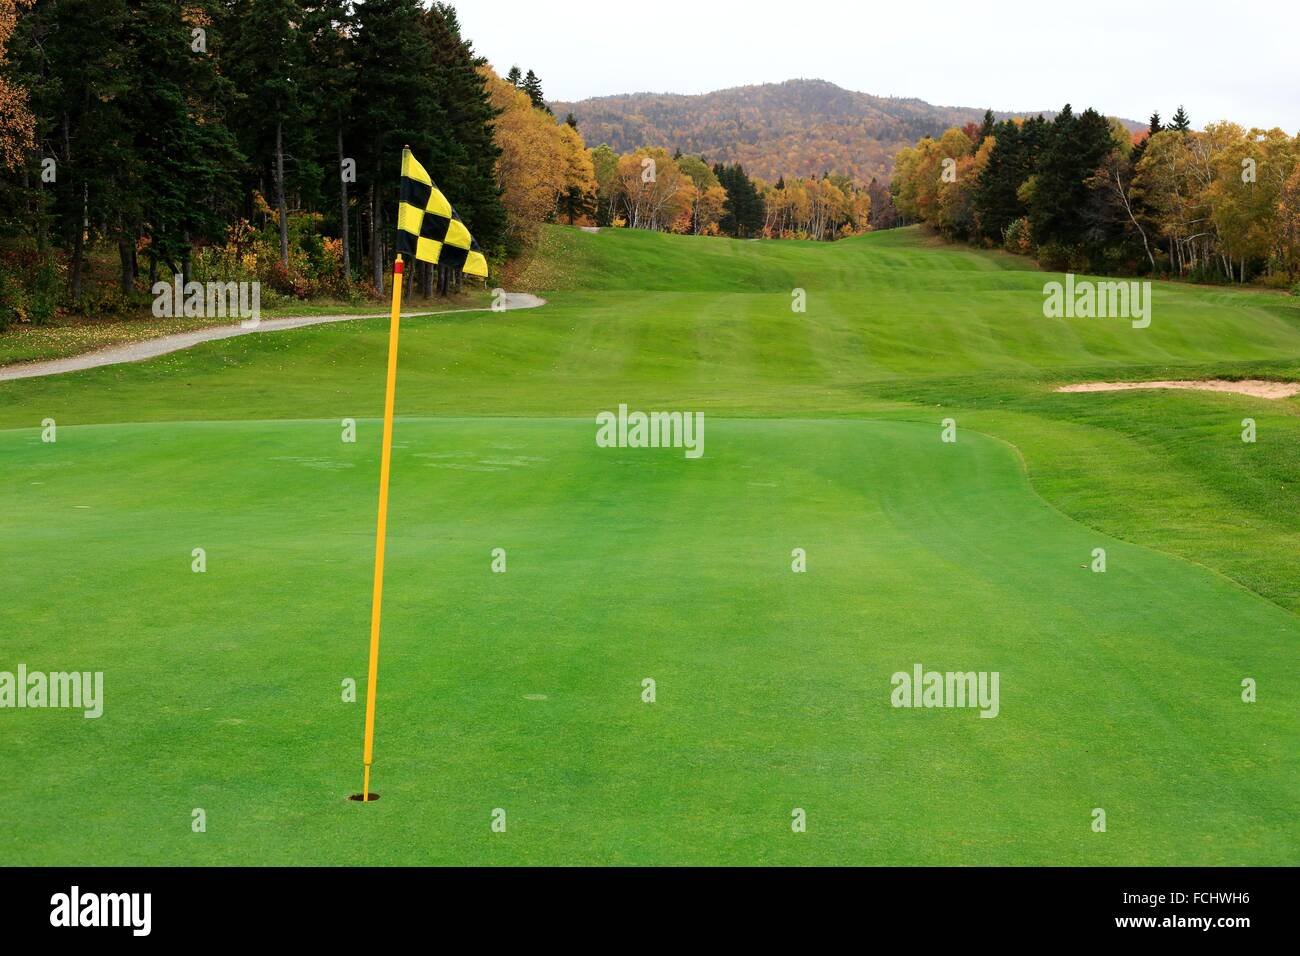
[394,259,404,275]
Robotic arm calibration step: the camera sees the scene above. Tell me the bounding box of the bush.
[1088,245,1143,277]
[0,265,17,331]
[1185,263,1232,286]
[1002,217,1033,256]
[1036,241,1073,272]
[0,247,62,328]
[266,260,310,299]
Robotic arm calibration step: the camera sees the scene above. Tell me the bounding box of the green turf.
[1,226,1296,864]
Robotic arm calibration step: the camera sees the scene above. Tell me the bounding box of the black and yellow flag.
[397,147,489,279]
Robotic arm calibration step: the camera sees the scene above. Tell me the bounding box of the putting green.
[1,416,1293,865]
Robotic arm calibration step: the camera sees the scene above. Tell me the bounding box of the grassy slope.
[0,225,1296,864]
[6,226,1299,608]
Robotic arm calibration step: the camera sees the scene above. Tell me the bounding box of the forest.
[0,0,867,329]
[890,106,1300,285]
[3,0,1296,335]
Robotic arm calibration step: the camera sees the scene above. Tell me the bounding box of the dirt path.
[0,293,546,382]
[1056,379,1300,400]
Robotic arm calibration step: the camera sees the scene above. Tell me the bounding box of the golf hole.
[348,792,381,802]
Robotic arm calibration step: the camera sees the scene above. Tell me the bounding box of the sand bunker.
[1056,379,1300,399]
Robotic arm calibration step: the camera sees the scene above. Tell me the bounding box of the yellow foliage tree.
[557,122,597,225]
[613,147,691,231]
[481,66,568,241]
[0,0,35,170]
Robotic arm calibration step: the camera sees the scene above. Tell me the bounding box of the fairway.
[2,227,1297,865]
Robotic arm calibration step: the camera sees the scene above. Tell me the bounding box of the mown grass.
[0,225,1295,865]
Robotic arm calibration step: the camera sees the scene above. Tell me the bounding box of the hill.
[551,79,1139,183]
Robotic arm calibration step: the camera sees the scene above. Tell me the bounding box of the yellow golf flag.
[396,148,489,279]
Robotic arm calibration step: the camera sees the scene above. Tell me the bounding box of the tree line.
[581,146,874,241]
[0,0,592,328]
[891,105,1300,286]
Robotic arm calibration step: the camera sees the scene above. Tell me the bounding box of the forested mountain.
[553,79,1139,184]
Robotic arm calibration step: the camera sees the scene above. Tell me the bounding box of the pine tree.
[1130,111,1162,168]
[420,2,506,264]
[506,65,522,87]
[224,0,312,267]
[352,0,446,291]
[972,116,1047,241]
[565,112,577,129]
[17,0,135,297]
[978,109,995,145]
[304,0,357,280]
[1169,106,1190,132]
[1029,105,1115,248]
[522,69,549,113]
[714,162,763,238]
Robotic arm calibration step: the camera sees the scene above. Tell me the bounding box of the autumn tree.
[482,66,567,245]
[615,147,691,231]
[557,121,596,225]
[0,0,34,170]
[589,143,619,226]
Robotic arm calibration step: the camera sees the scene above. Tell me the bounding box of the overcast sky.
[455,0,1299,131]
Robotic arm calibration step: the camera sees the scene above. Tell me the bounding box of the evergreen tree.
[714,162,763,237]
[420,2,506,262]
[133,0,242,285]
[1029,105,1114,248]
[522,69,549,113]
[1129,110,1162,168]
[223,0,313,267]
[351,0,445,291]
[505,65,521,87]
[1169,105,1190,132]
[565,112,577,129]
[304,0,357,280]
[17,0,135,297]
[977,109,995,145]
[972,115,1047,241]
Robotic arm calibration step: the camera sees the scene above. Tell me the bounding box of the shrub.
[0,247,62,327]
[1002,217,1033,256]
[1036,241,1072,272]
[0,264,18,331]
[1185,263,1232,286]
[266,260,310,299]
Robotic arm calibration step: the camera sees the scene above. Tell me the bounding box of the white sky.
[454,0,1300,132]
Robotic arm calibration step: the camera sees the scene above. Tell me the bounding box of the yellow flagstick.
[361,250,405,801]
